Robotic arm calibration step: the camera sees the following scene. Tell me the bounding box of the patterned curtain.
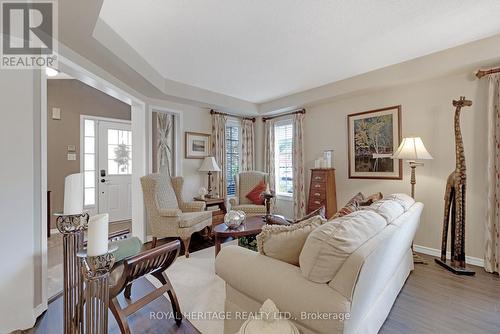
[241,119,255,171]
[292,113,306,219]
[264,119,276,192]
[486,73,500,274]
[212,113,227,198]
[157,113,174,176]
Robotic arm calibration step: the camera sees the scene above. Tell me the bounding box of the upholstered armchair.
[141,173,212,257]
[229,171,269,216]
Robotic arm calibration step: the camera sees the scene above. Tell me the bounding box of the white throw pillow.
[257,215,326,266]
[384,193,415,211]
[299,210,386,283]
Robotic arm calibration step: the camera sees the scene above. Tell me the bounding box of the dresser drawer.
[310,181,326,191]
[308,198,325,210]
[309,189,326,200]
[311,172,327,183]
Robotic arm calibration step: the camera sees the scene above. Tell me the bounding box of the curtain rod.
[210,109,256,122]
[262,108,305,122]
[476,67,500,79]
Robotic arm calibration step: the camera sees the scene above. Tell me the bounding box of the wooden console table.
[193,197,227,227]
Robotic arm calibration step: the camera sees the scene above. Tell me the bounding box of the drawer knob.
[314,193,321,197]
[314,184,321,188]
[314,176,322,180]
[314,201,321,205]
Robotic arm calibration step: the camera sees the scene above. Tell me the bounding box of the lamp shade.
[199,156,221,172]
[392,137,433,160]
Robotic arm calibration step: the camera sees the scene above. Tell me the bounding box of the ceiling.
[98,1,500,104]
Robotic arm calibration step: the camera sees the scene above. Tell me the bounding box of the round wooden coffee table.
[214,215,266,256]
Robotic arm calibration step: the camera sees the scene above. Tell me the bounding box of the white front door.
[98,121,132,222]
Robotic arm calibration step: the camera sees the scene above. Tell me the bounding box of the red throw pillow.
[246,181,267,205]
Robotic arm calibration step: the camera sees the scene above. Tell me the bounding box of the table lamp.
[199,156,221,198]
[392,137,433,198]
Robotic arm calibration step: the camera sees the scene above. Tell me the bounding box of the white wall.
[180,107,213,199]
[302,72,488,259]
[0,70,42,332]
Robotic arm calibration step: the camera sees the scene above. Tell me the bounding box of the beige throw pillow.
[299,210,387,283]
[257,215,326,266]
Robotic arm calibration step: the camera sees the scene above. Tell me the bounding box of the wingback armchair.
[229,171,269,216]
[141,173,212,257]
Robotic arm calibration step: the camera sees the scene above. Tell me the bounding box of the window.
[83,119,96,207]
[226,120,241,196]
[107,128,132,175]
[275,120,293,196]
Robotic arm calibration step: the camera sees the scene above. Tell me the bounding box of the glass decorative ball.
[224,210,246,229]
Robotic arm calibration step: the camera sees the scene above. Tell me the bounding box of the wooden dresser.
[307,168,337,219]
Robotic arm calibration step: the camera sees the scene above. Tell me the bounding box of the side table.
[193,196,227,227]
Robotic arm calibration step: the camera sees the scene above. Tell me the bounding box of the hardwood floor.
[25,277,200,334]
[31,253,500,334]
[380,254,500,334]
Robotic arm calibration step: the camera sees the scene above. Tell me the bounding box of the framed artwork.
[347,105,402,179]
[185,132,211,159]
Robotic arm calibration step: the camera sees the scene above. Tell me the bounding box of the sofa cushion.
[215,246,350,334]
[299,210,387,283]
[384,193,415,211]
[179,211,212,228]
[296,206,326,222]
[257,215,326,266]
[246,180,266,205]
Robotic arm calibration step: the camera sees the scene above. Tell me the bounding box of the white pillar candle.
[63,173,83,215]
[87,213,109,256]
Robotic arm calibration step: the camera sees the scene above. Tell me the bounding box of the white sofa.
[215,196,423,334]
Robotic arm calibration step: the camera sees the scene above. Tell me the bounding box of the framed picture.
[347,105,402,179]
[185,132,211,159]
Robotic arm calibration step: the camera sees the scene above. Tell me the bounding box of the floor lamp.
[393,137,433,263]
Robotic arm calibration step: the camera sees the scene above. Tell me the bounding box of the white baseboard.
[413,244,484,267]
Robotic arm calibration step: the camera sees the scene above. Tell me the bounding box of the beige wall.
[47,79,131,228]
[301,72,488,259]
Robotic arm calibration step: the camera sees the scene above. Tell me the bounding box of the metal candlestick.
[78,247,117,334]
[55,212,89,334]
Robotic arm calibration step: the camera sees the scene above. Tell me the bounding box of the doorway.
[81,116,132,222]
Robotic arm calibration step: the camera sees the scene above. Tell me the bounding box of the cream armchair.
[141,173,212,258]
[229,171,269,216]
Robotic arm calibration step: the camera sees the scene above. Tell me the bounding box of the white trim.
[413,244,484,268]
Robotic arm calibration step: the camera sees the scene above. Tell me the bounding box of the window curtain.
[212,113,227,198]
[292,113,306,220]
[241,119,255,171]
[157,112,174,176]
[264,119,276,192]
[486,73,500,274]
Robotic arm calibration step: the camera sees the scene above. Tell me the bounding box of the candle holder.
[78,247,117,334]
[55,212,89,334]
[262,191,275,223]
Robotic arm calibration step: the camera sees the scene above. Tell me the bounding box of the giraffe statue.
[436,96,475,275]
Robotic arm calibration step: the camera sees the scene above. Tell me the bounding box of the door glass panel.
[84,120,94,137]
[84,171,95,188]
[84,154,95,171]
[107,129,132,175]
[108,129,118,145]
[84,188,95,206]
[84,137,95,154]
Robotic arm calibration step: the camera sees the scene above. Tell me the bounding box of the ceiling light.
[45,67,59,77]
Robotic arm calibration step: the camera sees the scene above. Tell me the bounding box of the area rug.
[146,242,234,334]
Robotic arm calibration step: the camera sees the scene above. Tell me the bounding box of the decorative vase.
[224,210,246,229]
